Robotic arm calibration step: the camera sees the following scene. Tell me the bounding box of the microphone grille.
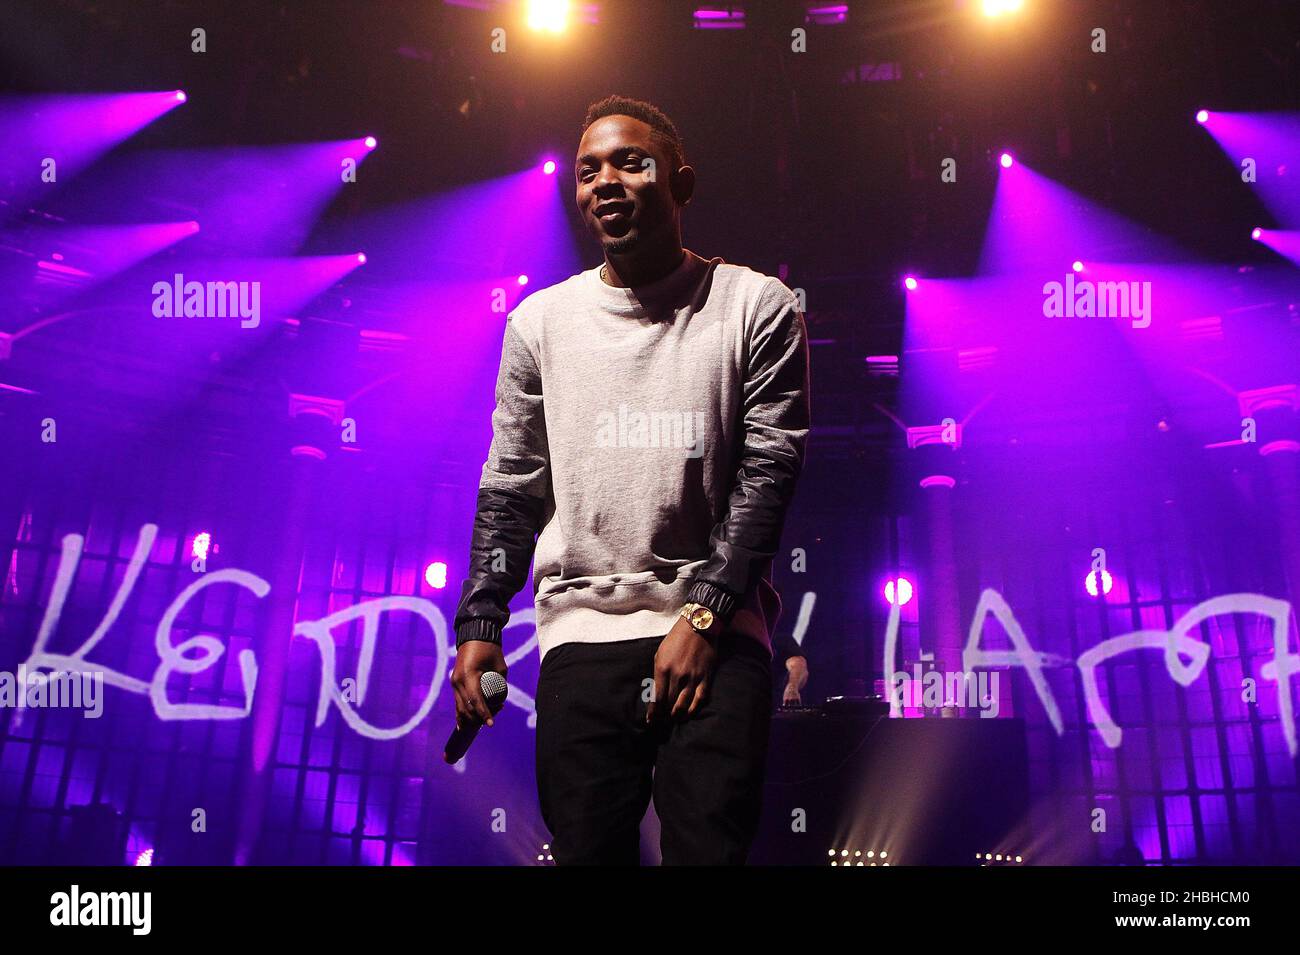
[480,671,508,705]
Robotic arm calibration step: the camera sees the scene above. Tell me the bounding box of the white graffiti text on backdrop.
[881,586,1300,755]
[16,524,538,740]
[15,524,1300,755]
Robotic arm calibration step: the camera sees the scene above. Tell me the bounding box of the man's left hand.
[782,655,809,706]
[647,616,719,723]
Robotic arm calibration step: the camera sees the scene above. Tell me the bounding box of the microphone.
[443,671,508,764]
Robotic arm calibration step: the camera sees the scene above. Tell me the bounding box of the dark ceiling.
[1,0,1297,469]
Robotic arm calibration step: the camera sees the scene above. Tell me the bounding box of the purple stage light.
[134,848,154,866]
[978,160,1179,275]
[1196,112,1300,224]
[517,274,529,285]
[806,4,848,25]
[364,135,378,150]
[694,6,745,28]
[19,221,203,308]
[903,275,918,291]
[999,152,1014,169]
[542,159,556,175]
[333,166,580,288]
[133,253,370,332]
[0,92,189,204]
[1251,227,1262,240]
[1251,229,1300,265]
[302,166,582,433]
[1195,109,1209,124]
[190,532,212,561]
[885,577,914,606]
[175,90,187,103]
[356,252,367,265]
[1072,260,1084,272]
[424,561,448,589]
[1085,568,1113,597]
[51,140,383,257]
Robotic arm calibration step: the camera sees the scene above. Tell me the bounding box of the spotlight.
[902,275,918,291]
[191,532,212,561]
[356,252,367,265]
[175,90,187,103]
[526,0,569,33]
[364,136,378,150]
[1251,227,1262,240]
[134,848,154,866]
[542,159,556,175]
[807,4,849,26]
[694,7,746,29]
[999,152,1014,169]
[1195,109,1209,124]
[517,274,529,286]
[1072,260,1084,273]
[424,561,447,589]
[981,0,1024,16]
[885,577,914,606]
[1085,568,1113,597]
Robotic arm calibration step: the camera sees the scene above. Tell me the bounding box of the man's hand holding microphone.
[446,641,509,763]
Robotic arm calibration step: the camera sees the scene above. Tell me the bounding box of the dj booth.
[750,701,1030,866]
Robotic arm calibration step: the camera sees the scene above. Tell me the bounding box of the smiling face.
[575,114,683,255]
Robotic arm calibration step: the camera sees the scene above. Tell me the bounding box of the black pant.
[535,631,773,865]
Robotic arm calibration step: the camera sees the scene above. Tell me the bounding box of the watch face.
[690,607,715,630]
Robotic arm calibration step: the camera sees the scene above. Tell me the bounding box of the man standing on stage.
[451,94,810,865]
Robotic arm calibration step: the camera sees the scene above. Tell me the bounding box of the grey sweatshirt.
[453,248,810,662]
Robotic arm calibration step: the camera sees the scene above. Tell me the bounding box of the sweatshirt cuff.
[686,579,739,628]
[455,618,503,648]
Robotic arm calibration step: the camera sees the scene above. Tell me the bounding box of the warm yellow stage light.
[526,0,570,33]
[981,0,1025,17]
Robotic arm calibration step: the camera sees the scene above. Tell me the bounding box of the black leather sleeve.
[453,319,550,648]
[686,279,811,627]
[771,629,805,663]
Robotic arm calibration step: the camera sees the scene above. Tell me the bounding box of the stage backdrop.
[1,404,1297,866]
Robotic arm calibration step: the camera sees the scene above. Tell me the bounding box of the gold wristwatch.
[679,602,718,635]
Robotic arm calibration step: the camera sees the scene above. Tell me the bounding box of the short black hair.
[581,95,686,172]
